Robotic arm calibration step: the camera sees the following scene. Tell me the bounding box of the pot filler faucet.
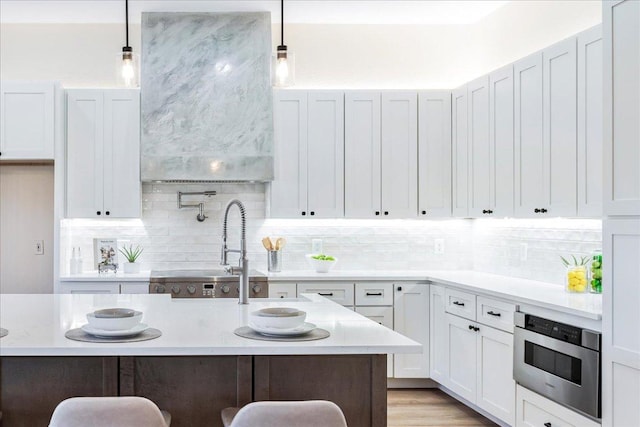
[220,199,249,305]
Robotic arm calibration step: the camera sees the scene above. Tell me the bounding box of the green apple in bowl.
[305,254,338,273]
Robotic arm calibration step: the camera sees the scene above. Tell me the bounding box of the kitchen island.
[0,293,420,427]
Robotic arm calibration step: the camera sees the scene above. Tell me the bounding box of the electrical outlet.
[34,240,44,255]
[434,239,445,255]
[520,243,528,261]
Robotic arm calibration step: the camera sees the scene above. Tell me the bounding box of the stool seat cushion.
[49,396,170,427]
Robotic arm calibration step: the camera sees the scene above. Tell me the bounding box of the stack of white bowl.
[86,308,143,331]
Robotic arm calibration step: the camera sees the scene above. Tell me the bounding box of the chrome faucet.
[220,199,249,304]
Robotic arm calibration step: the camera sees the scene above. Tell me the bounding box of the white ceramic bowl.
[249,307,307,330]
[86,310,143,331]
[305,254,338,273]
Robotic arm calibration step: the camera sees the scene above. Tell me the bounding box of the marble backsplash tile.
[60,183,602,285]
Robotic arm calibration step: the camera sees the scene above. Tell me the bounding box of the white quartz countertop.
[0,293,421,357]
[264,270,602,320]
[60,271,152,281]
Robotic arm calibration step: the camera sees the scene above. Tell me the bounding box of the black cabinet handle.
[384,211,389,216]
[474,326,480,332]
[483,209,493,214]
[487,311,501,317]
[541,208,548,213]
[469,325,480,331]
[452,301,465,307]
[375,211,380,216]
[310,211,315,216]
[318,292,334,296]
[96,211,101,216]
[105,211,110,216]
[534,208,541,213]
[397,286,402,292]
[302,211,306,216]
[366,292,383,296]
[421,210,427,215]
[468,325,474,330]
[544,423,552,427]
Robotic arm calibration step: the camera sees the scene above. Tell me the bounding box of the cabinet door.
[0,81,55,160]
[429,284,449,385]
[103,89,140,218]
[393,283,429,378]
[514,53,544,217]
[355,306,394,377]
[452,86,469,217]
[345,91,381,218]
[577,26,603,217]
[446,313,477,403]
[476,325,515,425]
[381,92,418,218]
[307,91,344,218]
[66,89,104,218]
[418,91,452,218]
[543,38,578,217]
[604,0,640,216]
[603,218,640,427]
[271,90,308,218]
[490,65,515,217]
[516,385,600,427]
[268,282,297,299]
[467,76,491,218]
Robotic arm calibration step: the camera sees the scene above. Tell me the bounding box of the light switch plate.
[434,239,445,255]
[34,240,44,255]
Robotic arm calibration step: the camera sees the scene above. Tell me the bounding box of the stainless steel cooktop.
[149,269,268,298]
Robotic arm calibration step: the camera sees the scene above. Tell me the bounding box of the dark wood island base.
[0,354,387,427]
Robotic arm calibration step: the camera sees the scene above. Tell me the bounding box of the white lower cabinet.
[268,282,297,299]
[393,283,429,378]
[59,281,149,294]
[516,385,599,427]
[431,284,516,425]
[297,282,354,306]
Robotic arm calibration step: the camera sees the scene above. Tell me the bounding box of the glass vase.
[590,250,602,294]
[566,265,589,293]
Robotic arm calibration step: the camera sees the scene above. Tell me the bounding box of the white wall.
[0,165,54,293]
[0,1,601,88]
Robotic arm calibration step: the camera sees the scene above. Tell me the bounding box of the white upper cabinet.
[271,90,344,218]
[418,91,452,218]
[467,76,492,218]
[578,26,603,218]
[514,53,544,217]
[490,65,515,218]
[345,91,382,218]
[452,86,469,217]
[0,81,56,160]
[604,0,640,216]
[307,91,345,218]
[66,89,140,218]
[543,38,578,217]
[271,90,308,218]
[381,92,418,218]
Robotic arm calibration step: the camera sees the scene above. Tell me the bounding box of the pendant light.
[272,0,295,87]
[116,0,139,87]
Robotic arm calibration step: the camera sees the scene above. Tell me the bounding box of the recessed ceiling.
[0,1,510,25]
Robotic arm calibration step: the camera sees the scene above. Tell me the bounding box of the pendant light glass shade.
[117,47,139,87]
[272,45,295,87]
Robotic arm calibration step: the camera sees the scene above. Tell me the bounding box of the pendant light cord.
[280,0,284,46]
[125,0,130,48]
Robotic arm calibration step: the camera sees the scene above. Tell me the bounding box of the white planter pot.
[123,262,141,274]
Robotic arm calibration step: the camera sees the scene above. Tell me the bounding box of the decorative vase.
[590,250,602,293]
[123,262,140,274]
[565,265,589,293]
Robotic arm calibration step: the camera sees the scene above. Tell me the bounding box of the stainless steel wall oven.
[514,311,601,420]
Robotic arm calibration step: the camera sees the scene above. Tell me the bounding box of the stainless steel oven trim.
[514,326,600,419]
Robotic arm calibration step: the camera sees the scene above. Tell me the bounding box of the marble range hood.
[141,12,274,182]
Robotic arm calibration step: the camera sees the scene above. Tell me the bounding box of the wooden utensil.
[275,237,286,250]
[262,237,273,251]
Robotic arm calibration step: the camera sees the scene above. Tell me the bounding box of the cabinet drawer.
[516,385,600,427]
[355,282,393,306]
[268,282,297,299]
[59,282,120,294]
[297,282,354,306]
[476,296,517,333]
[120,283,150,294]
[445,288,477,320]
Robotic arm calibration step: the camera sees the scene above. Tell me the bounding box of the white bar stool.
[221,400,348,427]
[49,396,171,427]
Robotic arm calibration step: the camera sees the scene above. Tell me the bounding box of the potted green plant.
[119,244,143,274]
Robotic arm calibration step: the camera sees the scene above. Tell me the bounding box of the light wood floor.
[388,389,497,427]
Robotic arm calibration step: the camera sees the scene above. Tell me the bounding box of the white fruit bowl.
[249,307,307,330]
[86,310,143,331]
[305,254,338,273]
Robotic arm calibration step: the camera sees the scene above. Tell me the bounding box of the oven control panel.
[524,315,582,345]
